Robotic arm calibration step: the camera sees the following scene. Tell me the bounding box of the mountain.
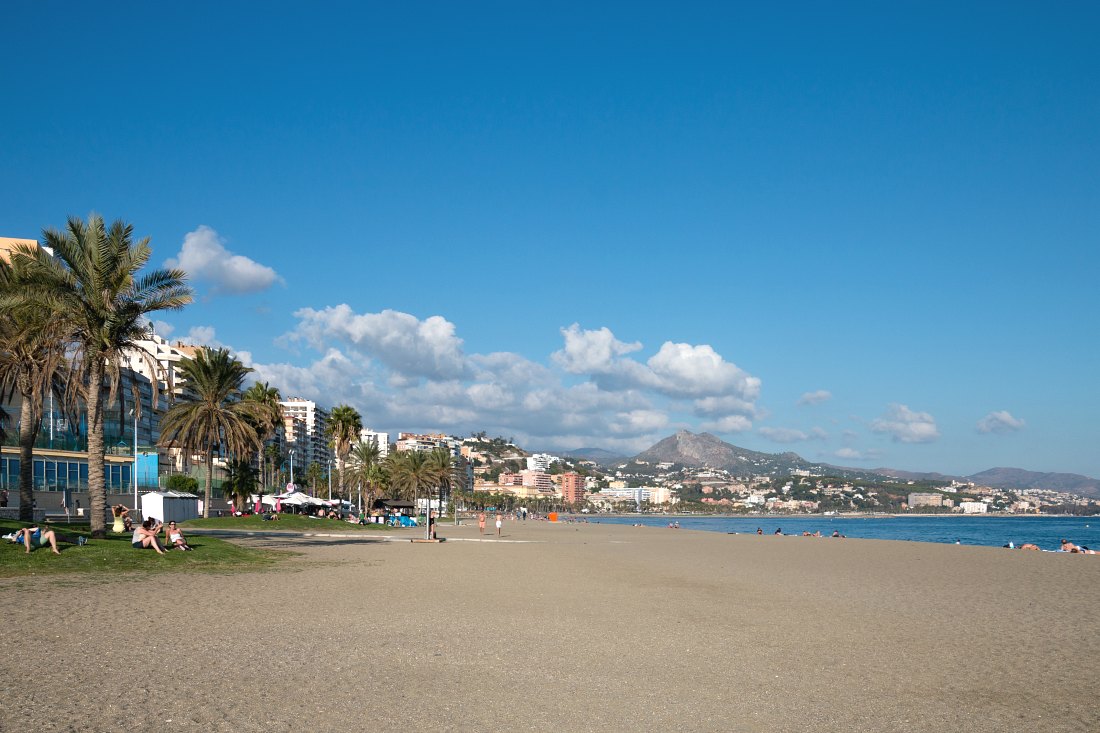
[634,430,815,477]
[966,468,1100,498]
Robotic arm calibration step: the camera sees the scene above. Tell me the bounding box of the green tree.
[347,439,382,512]
[157,348,263,518]
[325,404,362,500]
[305,461,325,498]
[0,251,72,521]
[11,215,192,536]
[426,447,453,518]
[242,381,283,488]
[164,474,199,493]
[386,450,434,511]
[222,458,259,513]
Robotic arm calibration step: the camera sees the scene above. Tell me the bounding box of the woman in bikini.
[164,521,193,551]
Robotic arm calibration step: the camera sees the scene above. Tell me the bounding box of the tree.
[222,458,259,513]
[426,447,453,518]
[347,439,381,512]
[10,215,192,536]
[305,461,325,498]
[242,381,283,488]
[0,252,72,521]
[325,404,362,500]
[386,450,434,511]
[157,348,263,518]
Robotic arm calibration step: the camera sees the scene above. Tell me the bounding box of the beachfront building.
[359,428,390,458]
[959,501,989,514]
[279,398,331,470]
[560,472,585,504]
[908,492,944,508]
[500,470,555,496]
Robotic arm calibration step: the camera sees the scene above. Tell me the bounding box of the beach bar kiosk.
[141,490,201,524]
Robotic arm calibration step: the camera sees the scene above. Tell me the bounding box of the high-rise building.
[279,398,331,470]
[560,472,585,505]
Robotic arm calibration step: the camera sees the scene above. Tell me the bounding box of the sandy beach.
[3,519,1099,732]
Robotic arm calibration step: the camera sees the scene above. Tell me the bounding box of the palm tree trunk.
[86,360,108,538]
[204,451,214,518]
[17,383,38,522]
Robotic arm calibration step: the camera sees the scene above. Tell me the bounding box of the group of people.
[477,512,504,537]
[131,518,194,554]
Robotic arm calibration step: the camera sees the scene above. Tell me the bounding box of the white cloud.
[977,410,1026,434]
[701,415,753,433]
[871,404,940,444]
[255,310,768,452]
[553,324,642,374]
[758,427,809,443]
[798,389,832,406]
[834,447,864,460]
[285,306,468,381]
[166,226,282,295]
[151,319,175,337]
[177,325,222,348]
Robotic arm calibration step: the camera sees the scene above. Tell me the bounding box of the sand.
[2,519,1099,732]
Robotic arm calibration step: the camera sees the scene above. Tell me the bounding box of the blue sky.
[4,2,1098,477]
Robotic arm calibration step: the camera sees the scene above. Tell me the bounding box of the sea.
[590,514,1100,551]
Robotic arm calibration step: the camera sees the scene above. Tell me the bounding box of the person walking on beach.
[478,512,486,535]
[495,512,503,537]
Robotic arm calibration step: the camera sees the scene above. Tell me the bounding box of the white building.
[526,453,555,472]
[359,428,390,458]
[279,398,331,470]
[959,501,988,514]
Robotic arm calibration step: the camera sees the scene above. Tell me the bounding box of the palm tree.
[9,215,192,536]
[0,253,72,521]
[386,450,435,516]
[347,439,381,512]
[157,348,263,518]
[305,461,325,498]
[222,458,259,514]
[325,404,362,500]
[426,447,454,521]
[242,381,283,489]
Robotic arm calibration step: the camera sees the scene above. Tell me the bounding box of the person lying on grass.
[14,525,63,554]
[133,518,166,555]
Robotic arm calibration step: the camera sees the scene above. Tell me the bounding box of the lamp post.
[289,449,295,488]
[327,457,332,501]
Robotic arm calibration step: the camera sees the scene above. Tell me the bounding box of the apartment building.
[560,472,585,504]
[279,398,331,470]
[359,428,390,458]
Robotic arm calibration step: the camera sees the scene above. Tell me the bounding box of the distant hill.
[966,468,1100,498]
[634,430,818,477]
[562,447,627,466]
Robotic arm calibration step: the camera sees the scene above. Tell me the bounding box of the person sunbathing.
[15,525,61,554]
[1019,543,1040,551]
[133,518,166,554]
[163,521,193,551]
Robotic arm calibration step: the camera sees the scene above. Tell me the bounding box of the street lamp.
[289,449,296,488]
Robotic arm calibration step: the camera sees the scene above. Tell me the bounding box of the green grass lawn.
[182,514,399,532]
[0,518,283,579]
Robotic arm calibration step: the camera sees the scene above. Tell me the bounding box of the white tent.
[141,491,201,524]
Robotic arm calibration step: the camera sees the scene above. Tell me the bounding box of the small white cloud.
[871,403,940,444]
[758,427,809,443]
[151,319,175,337]
[798,390,832,406]
[646,342,761,399]
[834,448,864,460]
[178,325,222,348]
[701,415,753,433]
[166,226,282,295]
[977,410,1026,434]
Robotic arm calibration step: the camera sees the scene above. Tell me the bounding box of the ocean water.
[591,514,1100,550]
